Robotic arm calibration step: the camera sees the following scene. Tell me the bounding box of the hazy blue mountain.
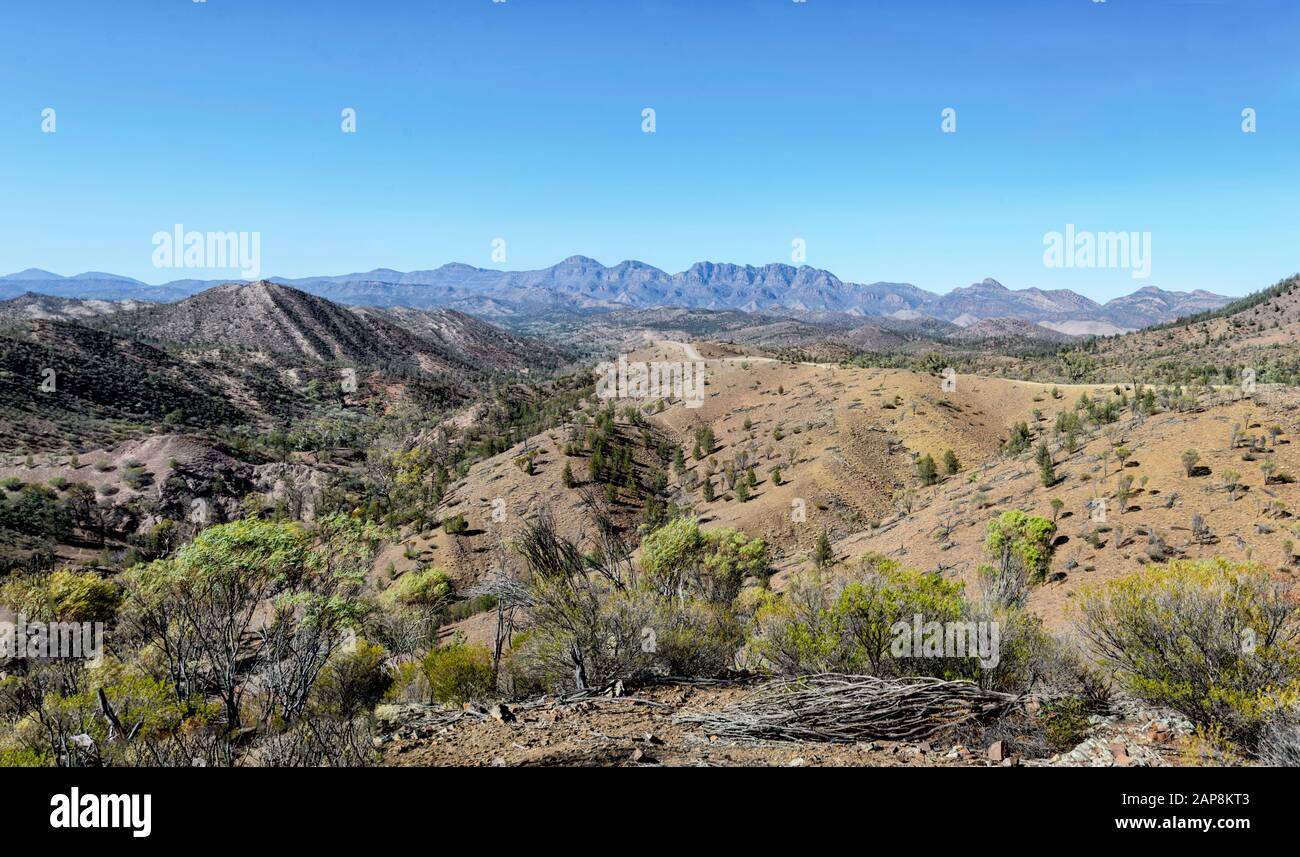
[1,260,1233,328]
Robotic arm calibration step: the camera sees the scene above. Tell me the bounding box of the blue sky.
[1,0,1297,299]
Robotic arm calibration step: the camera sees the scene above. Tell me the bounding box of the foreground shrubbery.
[502,515,763,694]
[7,497,1299,767]
[1076,559,1300,748]
[747,553,1051,694]
[0,515,389,767]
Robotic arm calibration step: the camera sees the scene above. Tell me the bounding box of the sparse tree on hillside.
[1181,449,1200,477]
[916,454,939,486]
[814,529,834,570]
[982,510,1057,605]
[1222,469,1243,500]
[1035,442,1056,487]
[1116,474,1134,513]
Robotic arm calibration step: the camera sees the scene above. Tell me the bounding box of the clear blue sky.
[2,0,1297,299]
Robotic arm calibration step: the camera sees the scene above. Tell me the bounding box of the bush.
[423,642,495,706]
[652,600,743,677]
[1258,711,1300,766]
[312,639,391,718]
[387,568,453,608]
[0,569,121,623]
[639,517,767,605]
[122,467,152,489]
[504,514,760,694]
[747,554,1050,693]
[383,661,429,704]
[1076,559,1300,746]
[1040,696,1090,752]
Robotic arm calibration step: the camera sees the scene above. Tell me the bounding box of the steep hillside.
[401,344,1089,601]
[1059,274,1300,385]
[0,292,154,321]
[353,305,568,375]
[99,280,564,379]
[0,320,270,450]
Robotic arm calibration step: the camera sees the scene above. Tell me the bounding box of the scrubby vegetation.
[1076,559,1300,748]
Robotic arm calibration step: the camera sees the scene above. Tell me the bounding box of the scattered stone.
[1147,724,1171,743]
[987,740,1006,762]
[629,747,656,764]
[489,703,515,723]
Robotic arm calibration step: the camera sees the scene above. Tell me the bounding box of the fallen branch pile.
[676,673,1019,743]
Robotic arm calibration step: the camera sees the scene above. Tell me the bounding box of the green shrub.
[653,600,743,677]
[1076,559,1300,745]
[447,594,497,622]
[916,454,938,486]
[983,510,1057,602]
[122,467,152,489]
[383,660,428,704]
[312,639,391,718]
[387,568,453,608]
[639,517,767,605]
[0,569,121,623]
[1040,696,1090,752]
[423,642,495,706]
[748,553,1049,693]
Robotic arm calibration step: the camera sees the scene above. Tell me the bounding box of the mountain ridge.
[0,259,1235,329]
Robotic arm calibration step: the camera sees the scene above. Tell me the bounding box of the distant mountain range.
[0,258,1234,331]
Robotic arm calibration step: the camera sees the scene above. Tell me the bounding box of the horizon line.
[0,257,1241,301]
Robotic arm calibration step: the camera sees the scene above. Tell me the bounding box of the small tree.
[1115,474,1134,513]
[916,454,939,486]
[942,449,960,476]
[1181,449,1200,477]
[1035,442,1055,487]
[694,426,716,458]
[983,510,1057,604]
[1222,469,1243,501]
[814,530,834,570]
[561,462,576,489]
